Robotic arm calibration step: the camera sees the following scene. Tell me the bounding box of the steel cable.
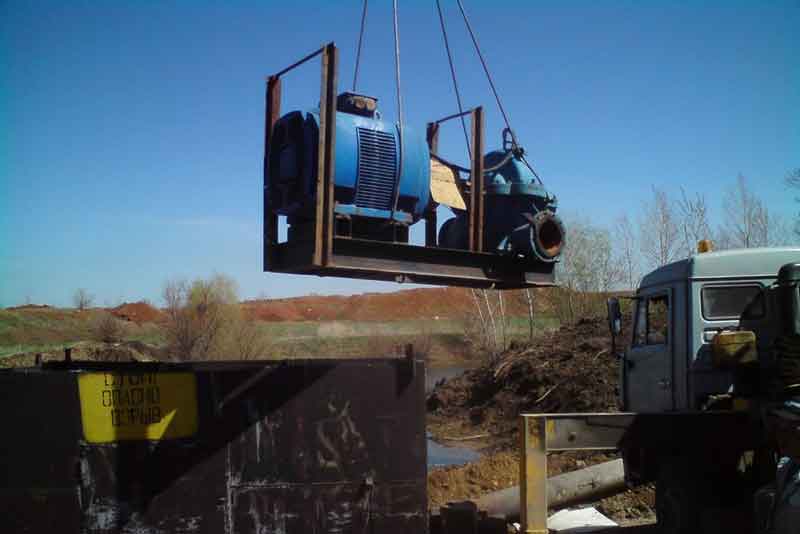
[435,0,471,160]
[455,0,544,184]
[455,0,512,133]
[391,0,405,216]
[352,0,369,91]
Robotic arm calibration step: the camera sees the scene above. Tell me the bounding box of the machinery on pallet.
[263,42,564,289]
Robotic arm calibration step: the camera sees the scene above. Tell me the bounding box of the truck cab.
[515,248,799,534]
[606,247,800,533]
[620,247,800,413]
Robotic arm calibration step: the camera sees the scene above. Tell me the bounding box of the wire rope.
[391,0,405,216]
[352,0,369,91]
[454,0,545,183]
[455,0,512,133]
[435,0,471,159]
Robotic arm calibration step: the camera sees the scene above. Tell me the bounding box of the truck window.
[632,295,669,346]
[701,285,764,320]
[647,295,669,345]
[633,299,647,346]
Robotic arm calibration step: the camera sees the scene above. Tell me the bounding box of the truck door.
[626,290,674,411]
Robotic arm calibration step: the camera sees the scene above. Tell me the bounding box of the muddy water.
[427,433,480,467]
[426,365,480,467]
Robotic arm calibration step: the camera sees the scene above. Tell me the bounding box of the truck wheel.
[656,463,706,534]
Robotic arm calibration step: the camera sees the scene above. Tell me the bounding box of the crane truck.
[611,245,800,533]
[515,246,800,534]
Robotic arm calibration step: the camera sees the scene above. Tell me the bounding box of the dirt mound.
[427,316,625,446]
[6,304,52,310]
[428,451,520,508]
[0,341,164,368]
[428,449,655,524]
[111,302,163,323]
[243,288,475,322]
[425,314,654,524]
[242,287,556,323]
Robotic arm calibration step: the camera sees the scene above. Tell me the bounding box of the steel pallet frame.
[263,42,555,289]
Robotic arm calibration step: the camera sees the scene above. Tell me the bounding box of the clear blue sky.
[2,1,798,307]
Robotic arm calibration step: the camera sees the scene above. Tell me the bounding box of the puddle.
[427,433,480,467]
[426,364,480,467]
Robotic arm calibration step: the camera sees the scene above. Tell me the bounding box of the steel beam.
[425,122,440,248]
[518,411,759,533]
[520,416,548,534]
[314,43,338,267]
[468,107,485,252]
[263,75,281,271]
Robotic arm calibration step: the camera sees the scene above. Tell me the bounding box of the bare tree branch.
[73,288,94,311]
[556,216,622,322]
[675,187,712,256]
[524,288,534,342]
[718,174,788,248]
[162,274,242,361]
[787,168,800,238]
[639,187,679,268]
[613,214,640,290]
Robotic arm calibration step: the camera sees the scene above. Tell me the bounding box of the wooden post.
[263,75,281,271]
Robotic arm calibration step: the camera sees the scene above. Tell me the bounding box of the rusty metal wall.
[0,358,427,534]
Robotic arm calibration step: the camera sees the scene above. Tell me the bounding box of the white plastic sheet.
[547,507,618,533]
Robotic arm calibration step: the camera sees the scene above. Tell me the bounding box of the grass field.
[0,307,164,358]
[0,306,559,365]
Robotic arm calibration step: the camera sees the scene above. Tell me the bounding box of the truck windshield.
[701,285,764,320]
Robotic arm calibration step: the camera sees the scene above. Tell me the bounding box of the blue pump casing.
[439,150,564,262]
[268,96,430,232]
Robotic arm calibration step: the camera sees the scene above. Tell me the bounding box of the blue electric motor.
[439,141,565,262]
[268,92,430,242]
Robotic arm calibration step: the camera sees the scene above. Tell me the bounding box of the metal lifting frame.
[263,42,338,272]
[263,42,555,289]
[426,107,485,253]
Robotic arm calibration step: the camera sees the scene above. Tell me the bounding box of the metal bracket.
[518,411,757,533]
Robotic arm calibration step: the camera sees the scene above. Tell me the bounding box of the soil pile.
[427,450,655,524]
[242,287,555,322]
[427,316,623,447]
[111,302,163,323]
[6,304,52,311]
[0,340,166,367]
[426,314,655,524]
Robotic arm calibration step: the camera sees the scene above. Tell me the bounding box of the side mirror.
[607,297,622,336]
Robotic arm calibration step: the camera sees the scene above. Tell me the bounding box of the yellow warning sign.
[78,372,198,443]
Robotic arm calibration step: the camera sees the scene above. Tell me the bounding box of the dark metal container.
[0,358,427,534]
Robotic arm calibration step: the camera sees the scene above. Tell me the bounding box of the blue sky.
[2,1,798,307]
